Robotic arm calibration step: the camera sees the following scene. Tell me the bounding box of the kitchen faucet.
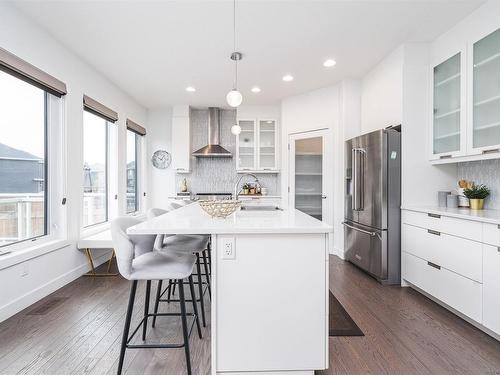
[233,173,261,199]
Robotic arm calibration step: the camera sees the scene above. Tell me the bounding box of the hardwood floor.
[0,256,499,375]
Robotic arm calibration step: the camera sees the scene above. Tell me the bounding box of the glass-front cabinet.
[236,119,256,170]
[431,52,465,159]
[236,118,278,171]
[470,28,500,154]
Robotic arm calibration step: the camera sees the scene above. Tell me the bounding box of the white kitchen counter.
[127,202,332,235]
[402,206,500,225]
[127,202,331,375]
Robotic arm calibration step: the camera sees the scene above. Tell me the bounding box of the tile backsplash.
[174,109,279,196]
[457,159,500,210]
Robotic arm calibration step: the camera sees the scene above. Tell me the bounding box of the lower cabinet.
[402,210,500,337]
[402,251,482,322]
[483,244,500,334]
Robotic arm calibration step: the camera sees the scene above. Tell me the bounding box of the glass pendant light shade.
[231,123,242,135]
[226,89,243,107]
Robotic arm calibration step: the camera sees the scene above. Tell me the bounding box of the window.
[126,130,139,213]
[0,70,47,247]
[83,111,108,227]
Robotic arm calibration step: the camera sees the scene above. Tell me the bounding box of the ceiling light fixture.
[251,87,261,93]
[186,86,196,92]
[226,0,243,109]
[323,59,337,68]
[282,74,294,82]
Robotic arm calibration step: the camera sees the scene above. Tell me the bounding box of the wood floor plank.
[1,256,499,375]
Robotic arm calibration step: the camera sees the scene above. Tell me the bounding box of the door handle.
[342,222,377,237]
[351,148,365,211]
[321,195,327,199]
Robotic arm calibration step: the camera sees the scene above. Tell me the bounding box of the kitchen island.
[127,203,332,375]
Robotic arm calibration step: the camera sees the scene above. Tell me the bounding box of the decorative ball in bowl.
[198,200,242,218]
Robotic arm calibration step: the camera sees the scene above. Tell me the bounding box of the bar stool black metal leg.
[117,280,137,375]
[188,275,203,339]
[195,253,206,327]
[207,246,212,277]
[142,280,151,341]
[172,279,177,297]
[202,250,211,299]
[166,279,173,303]
[152,279,163,328]
[178,279,192,375]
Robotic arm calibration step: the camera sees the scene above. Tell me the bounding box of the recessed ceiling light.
[185,86,196,92]
[323,59,337,68]
[251,87,261,93]
[282,75,294,82]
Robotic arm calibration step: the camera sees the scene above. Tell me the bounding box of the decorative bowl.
[198,200,242,218]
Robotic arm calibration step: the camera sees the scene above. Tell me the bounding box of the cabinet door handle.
[497,224,500,230]
[427,229,441,236]
[427,261,441,270]
[428,213,441,219]
[439,154,452,159]
[482,148,500,154]
[497,247,500,252]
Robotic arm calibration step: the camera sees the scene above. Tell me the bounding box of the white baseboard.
[332,246,345,259]
[0,251,112,323]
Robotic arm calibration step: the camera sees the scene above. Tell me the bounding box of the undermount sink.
[240,205,282,211]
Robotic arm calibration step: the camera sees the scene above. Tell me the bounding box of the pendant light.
[227,0,243,109]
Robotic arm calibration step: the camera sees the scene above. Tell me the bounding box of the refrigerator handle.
[352,148,365,211]
[351,148,357,210]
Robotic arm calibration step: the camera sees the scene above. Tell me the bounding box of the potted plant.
[463,183,490,210]
[242,183,251,195]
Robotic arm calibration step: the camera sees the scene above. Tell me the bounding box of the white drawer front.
[402,224,482,282]
[483,244,500,335]
[483,223,500,247]
[402,252,482,322]
[402,210,482,241]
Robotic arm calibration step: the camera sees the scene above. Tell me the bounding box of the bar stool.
[111,217,202,375]
[147,208,211,327]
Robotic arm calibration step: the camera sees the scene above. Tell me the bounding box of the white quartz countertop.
[402,206,500,225]
[128,203,333,235]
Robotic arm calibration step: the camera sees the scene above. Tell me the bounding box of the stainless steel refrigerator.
[344,128,401,285]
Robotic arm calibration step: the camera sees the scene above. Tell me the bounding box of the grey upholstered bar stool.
[147,207,211,327]
[111,217,202,375]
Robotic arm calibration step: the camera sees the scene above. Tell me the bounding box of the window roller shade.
[83,95,118,123]
[0,47,67,97]
[126,118,146,136]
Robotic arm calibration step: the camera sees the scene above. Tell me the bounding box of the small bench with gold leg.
[77,230,118,277]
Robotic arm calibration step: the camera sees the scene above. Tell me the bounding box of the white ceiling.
[13,0,484,109]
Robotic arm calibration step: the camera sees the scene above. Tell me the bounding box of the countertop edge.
[127,228,333,235]
[401,206,500,225]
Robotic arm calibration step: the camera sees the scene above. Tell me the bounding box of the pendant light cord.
[233,0,238,90]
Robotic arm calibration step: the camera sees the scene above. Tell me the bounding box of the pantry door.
[289,129,333,226]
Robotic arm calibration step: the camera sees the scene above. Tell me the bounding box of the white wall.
[0,3,147,322]
[361,46,404,133]
[146,107,175,208]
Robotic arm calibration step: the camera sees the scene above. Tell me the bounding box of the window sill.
[0,239,71,271]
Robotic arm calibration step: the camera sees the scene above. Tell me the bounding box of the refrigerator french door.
[289,129,333,234]
[344,128,401,285]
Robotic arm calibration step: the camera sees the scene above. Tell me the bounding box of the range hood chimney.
[193,107,232,158]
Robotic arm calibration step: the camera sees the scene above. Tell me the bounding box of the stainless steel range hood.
[193,107,232,157]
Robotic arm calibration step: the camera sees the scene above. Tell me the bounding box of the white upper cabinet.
[236,118,278,172]
[430,27,500,163]
[468,28,500,155]
[431,51,466,160]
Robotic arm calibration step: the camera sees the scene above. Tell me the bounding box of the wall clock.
[151,150,171,169]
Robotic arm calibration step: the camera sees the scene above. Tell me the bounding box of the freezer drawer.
[344,221,387,280]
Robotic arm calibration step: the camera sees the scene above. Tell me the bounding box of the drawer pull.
[427,229,441,236]
[427,261,441,270]
[498,247,500,253]
[439,154,452,159]
[428,213,441,219]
